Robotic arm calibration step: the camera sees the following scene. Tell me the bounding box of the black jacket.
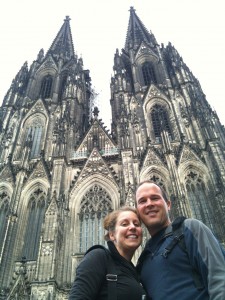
[69,241,147,300]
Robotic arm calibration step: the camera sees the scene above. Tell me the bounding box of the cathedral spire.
[125,6,157,51]
[47,16,75,61]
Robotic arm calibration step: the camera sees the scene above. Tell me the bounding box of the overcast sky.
[0,0,224,129]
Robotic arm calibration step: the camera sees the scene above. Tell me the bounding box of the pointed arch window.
[151,104,172,142]
[24,116,45,158]
[185,170,213,230]
[59,73,68,100]
[142,62,156,86]
[0,191,10,254]
[79,185,113,253]
[23,188,46,260]
[26,126,43,158]
[149,174,166,190]
[40,75,53,99]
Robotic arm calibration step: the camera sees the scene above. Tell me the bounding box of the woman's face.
[109,211,142,258]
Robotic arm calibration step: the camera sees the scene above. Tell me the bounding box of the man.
[136,180,225,300]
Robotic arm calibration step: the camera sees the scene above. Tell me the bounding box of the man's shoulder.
[171,217,208,243]
[172,216,205,230]
[183,218,207,231]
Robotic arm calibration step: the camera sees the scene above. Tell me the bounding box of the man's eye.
[138,199,145,204]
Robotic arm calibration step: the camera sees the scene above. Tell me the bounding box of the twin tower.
[0,7,225,299]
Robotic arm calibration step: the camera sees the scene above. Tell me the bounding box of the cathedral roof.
[124,7,158,51]
[47,16,75,61]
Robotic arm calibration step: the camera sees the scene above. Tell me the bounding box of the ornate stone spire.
[46,16,75,61]
[124,6,158,51]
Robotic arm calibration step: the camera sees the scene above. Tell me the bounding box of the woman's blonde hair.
[103,206,141,241]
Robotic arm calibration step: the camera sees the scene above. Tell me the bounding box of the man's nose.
[145,198,154,206]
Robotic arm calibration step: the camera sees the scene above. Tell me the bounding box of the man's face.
[136,182,171,236]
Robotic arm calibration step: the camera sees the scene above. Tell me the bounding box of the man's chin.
[144,217,159,226]
[145,220,161,230]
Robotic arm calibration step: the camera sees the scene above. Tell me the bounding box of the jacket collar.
[137,224,172,271]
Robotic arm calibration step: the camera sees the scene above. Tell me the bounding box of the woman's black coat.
[69,241,146,300]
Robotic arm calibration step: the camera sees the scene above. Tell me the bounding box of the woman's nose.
[129,223,136,230]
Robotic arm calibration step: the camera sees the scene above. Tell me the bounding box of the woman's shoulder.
[82,245,111,265]
[85,245,110,259]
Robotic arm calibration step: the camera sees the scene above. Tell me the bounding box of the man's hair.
[136,180,169,202]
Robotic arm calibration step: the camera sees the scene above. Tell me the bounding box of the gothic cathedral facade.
[0,7,225,299]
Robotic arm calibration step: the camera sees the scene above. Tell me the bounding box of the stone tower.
[0,8,225,299]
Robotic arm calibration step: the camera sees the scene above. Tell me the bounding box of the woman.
[69,206,147,299]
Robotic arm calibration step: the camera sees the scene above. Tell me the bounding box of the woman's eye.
[133,222,140,227]
[121,222,128,226]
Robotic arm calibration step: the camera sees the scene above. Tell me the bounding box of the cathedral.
[0,7,225,299]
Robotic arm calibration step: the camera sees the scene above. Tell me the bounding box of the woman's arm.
[69,248,108,300]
